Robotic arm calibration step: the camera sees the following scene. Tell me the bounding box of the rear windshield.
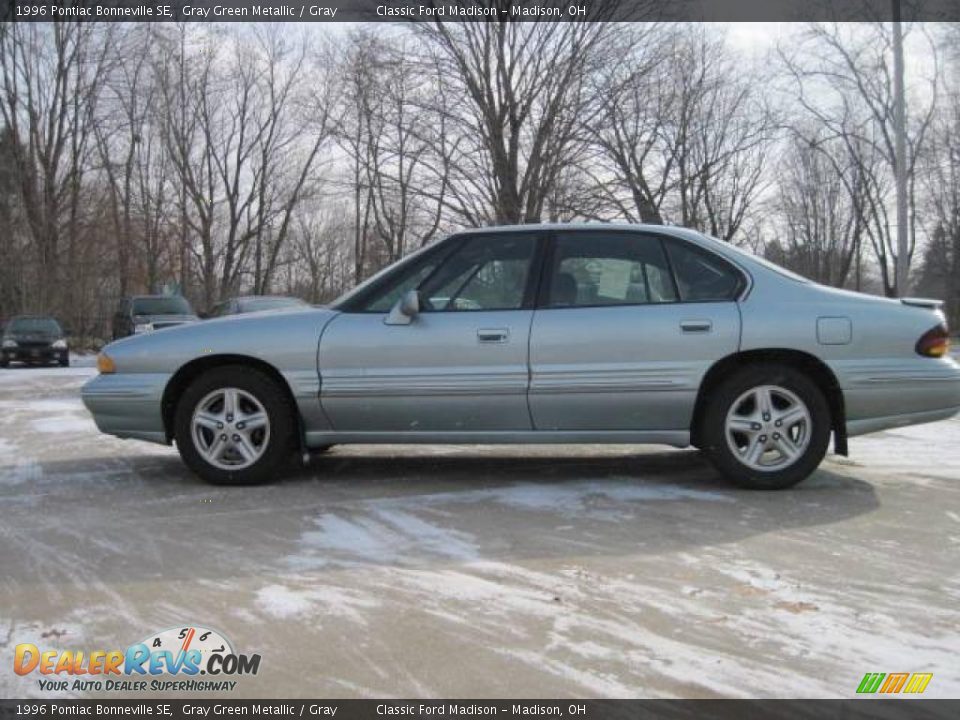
[132,296,193,315]
[8,317,61,334]
[699,234,811,283]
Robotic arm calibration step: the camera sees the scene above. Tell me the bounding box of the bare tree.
[413,17,622,224]
[766,131,868,287]
[155,25,336,309]
[915,24,960,326]
[0,21,113,327]
[780,22,939,296]
[588,26,773,240]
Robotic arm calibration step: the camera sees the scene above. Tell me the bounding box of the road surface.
[1,360,958,698]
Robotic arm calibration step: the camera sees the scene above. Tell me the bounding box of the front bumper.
[3,346,67,363]
[81,372,171,444]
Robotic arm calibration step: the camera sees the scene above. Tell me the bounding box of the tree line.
[0,19,957,341]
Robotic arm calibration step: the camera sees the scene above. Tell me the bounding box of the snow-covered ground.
[0,361,958,699]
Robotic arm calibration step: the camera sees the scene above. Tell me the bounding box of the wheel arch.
[161,354,302,445]
[690,348,847,455]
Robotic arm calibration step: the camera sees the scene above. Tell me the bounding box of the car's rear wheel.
[174,365,297,485]
[701,364,831,490]
[59,355,69,367]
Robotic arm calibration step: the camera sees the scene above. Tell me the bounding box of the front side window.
[420,235,537,312]
[664,240,743,302]
[353,248,453,313]
[547,233,678,308]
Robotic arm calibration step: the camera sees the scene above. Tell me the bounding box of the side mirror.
[385,289,421,326]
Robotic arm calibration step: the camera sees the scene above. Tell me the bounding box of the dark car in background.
[1,315,69,367]
[113,295,199,340]
[205,295,310,318]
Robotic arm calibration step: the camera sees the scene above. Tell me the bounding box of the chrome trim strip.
[305,429,691,447]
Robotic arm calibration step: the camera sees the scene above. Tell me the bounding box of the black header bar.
[1,700,959,720]
[2,0,959,23]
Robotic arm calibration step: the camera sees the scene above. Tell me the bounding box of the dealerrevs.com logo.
[14,625,261,693]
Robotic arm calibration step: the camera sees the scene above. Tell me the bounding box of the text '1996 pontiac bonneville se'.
[82,224,960,489]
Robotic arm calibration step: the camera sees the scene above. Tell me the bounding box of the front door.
[528,230,742,431]
[319,233,542,432]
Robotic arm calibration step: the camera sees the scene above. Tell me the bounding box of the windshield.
[132,296,193,316]
[243,297,308,312]
[699,234,811,284]
[8,317,61,334]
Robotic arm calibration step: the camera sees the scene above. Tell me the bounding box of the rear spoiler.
[901,297,944,310]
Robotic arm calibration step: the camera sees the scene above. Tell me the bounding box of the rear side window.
[664,240,743,302]
[547,233,678,308]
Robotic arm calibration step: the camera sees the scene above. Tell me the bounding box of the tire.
[701,363,831,490]
[173,365,297,485]
[59,356,69,367]
[0,359,7,369]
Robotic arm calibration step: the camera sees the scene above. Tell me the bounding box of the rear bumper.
[837,356,960,436]
[847,405,960,437]
[81,372,171,444]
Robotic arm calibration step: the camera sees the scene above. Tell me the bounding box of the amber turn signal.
[96,353,117,374]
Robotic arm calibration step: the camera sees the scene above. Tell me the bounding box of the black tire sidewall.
[702,364,831,490]
[174,365,296,485]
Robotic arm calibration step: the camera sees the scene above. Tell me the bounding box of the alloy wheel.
[191,387,271,470]
[724,384,812,472]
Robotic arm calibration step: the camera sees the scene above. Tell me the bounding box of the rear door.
[528,230,742,431]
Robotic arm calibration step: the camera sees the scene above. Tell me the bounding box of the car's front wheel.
[701,364,831,490]
[174,365,297,485]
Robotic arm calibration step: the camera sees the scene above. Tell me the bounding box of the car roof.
[454,222,693,236]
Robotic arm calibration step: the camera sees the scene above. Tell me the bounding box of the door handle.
[680,320,712,333]
[477,328,509,344]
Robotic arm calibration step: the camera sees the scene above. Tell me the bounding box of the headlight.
[1,339,16,348]
[134,323,153,334]
[52,339,67,349]
[96,353,116,374]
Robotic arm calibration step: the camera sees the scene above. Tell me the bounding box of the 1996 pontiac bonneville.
[82,224,960,489]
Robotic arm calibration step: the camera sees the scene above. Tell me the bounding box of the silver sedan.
[82,224,960,489]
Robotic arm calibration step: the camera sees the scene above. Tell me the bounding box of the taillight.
[915,324,950,358]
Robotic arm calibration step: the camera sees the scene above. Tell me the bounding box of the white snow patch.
[848,415,960,475]
[255,582,380,624]
[255,584,313,619]
[32,416,96,434]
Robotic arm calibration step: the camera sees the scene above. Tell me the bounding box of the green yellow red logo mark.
[857,672,933,694]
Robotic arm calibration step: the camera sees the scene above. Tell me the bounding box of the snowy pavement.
[0,359,958,699]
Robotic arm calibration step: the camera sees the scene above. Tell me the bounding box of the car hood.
[102,307,339,374]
